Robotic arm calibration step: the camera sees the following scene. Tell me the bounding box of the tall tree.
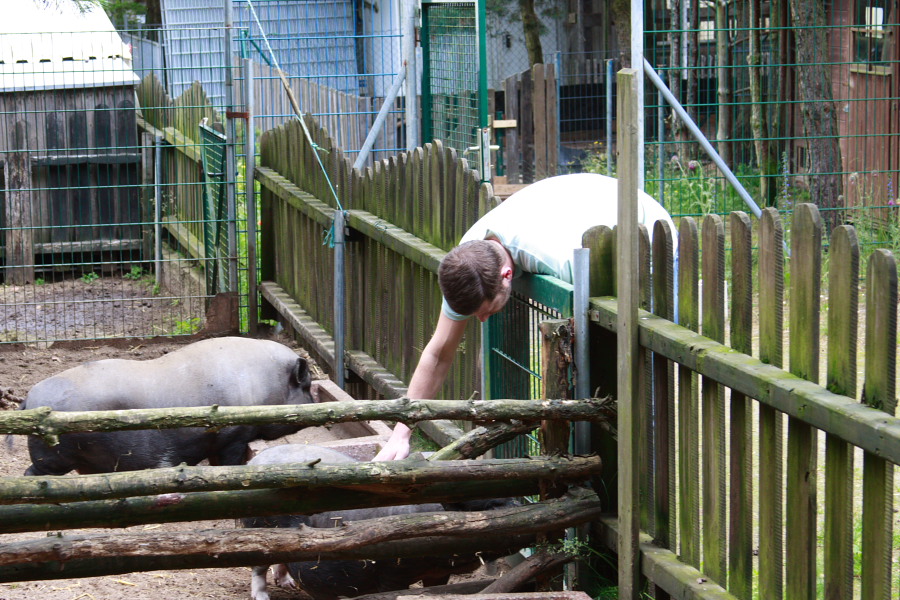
[788,0,843,229]
[715,0,733,168]
[520,0,544,66]
[609,0,631,67]
[748,0,775,205]
[668,0,687,160]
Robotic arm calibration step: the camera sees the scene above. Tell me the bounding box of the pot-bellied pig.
[242,444,519,600]
[18,337,314,475]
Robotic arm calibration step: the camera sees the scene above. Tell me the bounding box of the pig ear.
[292,357,311,386]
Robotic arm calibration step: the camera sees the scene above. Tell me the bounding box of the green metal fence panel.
[421,0,488,179]
[199,121,230,296]
[485,273,573,458]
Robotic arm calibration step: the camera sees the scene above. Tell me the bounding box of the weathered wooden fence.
[256,114,494,442]
[499,63,558,185]
[582,72,900,600]
[135,73,220,261]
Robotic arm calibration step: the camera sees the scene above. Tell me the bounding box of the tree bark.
[2,397,616,445]
[788,0,843,230]
[0,488,603,583]
[427,420,543,461]
[668,0,686,162]
[609,0,631,67]
[0,455,601,506]
[520,0,544,66]
[0,457,602,533]
[715,0,733,169]
[749,0,775,205]
[687,0,699,158]
[481,551,573,593]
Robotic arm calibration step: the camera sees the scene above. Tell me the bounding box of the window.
[853,0,889,64]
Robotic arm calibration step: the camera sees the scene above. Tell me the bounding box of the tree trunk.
[520,0,544,66]
[0,488,603,583]
[610,0,631,67]
[789,0,843,230]
[2,396,616,444]
[749,0,775,205]
[0,457,602,533]
[687,0,699,159]
[715,0,733,169]
[668,0,686,162]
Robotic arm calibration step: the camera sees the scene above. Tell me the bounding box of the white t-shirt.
[442,173,677,320]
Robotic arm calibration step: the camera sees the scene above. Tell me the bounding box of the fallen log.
[428,421,540,460]
[481,551,573,593]
[0,487,602,582]
[0,397,616,445]
[0,455,601,505]
[0,457,603,533]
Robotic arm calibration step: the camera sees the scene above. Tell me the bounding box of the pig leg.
[250,565,271,600]
[271,563,297,589]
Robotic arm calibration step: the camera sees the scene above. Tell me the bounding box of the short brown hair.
[438,240,504,316]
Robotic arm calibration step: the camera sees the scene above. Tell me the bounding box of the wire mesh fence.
[0,0,406,345]
[639,0,900,246]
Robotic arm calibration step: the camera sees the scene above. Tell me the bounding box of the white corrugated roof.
[0,0,139,92]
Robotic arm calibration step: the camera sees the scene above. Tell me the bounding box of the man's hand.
[373,423,412,461]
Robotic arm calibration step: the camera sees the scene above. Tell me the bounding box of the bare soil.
[0,334,340,600]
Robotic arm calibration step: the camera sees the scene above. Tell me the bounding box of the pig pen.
[0,335,406,600]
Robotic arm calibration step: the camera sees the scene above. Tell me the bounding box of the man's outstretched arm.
[373,314,468,461]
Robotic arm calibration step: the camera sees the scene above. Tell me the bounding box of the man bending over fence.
[373,172,676,461]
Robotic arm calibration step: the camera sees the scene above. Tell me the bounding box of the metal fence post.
[154,134,163,286]
[333,210,346,389]
[223,0,238,292]
[244,57,258,335]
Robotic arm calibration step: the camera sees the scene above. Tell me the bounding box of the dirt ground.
[0,334,346,600]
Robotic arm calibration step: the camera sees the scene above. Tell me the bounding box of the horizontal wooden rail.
[591,296,900,465]
[0,455,602,506]
[1,396,615,441]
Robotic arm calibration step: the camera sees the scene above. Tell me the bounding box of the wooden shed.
[0,0,141,284]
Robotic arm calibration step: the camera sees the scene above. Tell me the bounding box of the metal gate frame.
[420,0,490,180]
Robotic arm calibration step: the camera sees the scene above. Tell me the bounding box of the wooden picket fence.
[256,114,494,439]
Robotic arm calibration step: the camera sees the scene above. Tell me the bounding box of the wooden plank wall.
[499,63,558,184]
[257,115,494,403]
[0,85,141,281]
[588,204,899,599]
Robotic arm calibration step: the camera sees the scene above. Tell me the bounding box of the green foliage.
[34,278,45,286]
[172,317,202,335]
[123,266,144,280]
[80,272,99,284]
[97,0,146,28]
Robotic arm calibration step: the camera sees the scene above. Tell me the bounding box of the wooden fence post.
[824,224,858,600]
[758,207,784,598]
[786,203,822,600]
[616,67,641,600]
[860,248,897,600]
[5,120,34,284]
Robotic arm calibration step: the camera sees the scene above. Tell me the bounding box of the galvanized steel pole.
[333,209,346,389]
[244,57,258,335]
[404,0,419,150]
[573,247,591,455]
[223,0,238,291]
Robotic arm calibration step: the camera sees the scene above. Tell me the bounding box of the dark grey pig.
[19,337,313,475]
[242,445,518,600]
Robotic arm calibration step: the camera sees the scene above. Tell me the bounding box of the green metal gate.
[421,0,490,180]
[483,273,574,458]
